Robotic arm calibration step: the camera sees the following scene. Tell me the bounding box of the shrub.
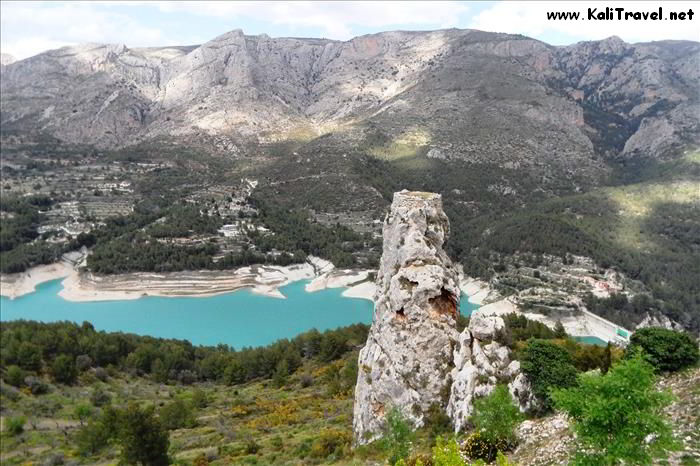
[94,367,109,381]
[24,375,49,394]
[405,453,434,466]
[520,339,578,413]
[6,416,26,436]
[159,399,196,430]
[295,438,313,458]
[76,354,93,372]
[626,327,699,372]
[311,428,352,459]
[462,431,498,462]
[245,437,261,455]
[299,373,314,388]
[191,388,208,409]
[382,407,415,464]
[51,355,77,384]
[90,386,111,407]
[424,403,453,438]
[271,435,283,450]
[470,385,523,450]
[432,436,465,466]
[0,383,21,402]
[4,365,25,387]
[118,403,170,465]
[552,352,676,465]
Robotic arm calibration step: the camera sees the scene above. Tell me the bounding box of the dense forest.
[0,195,66,273]
[0,320,369,386]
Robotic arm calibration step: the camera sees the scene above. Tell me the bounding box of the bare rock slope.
[1,29,697,165]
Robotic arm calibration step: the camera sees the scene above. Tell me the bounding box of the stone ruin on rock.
[352,190,536,444]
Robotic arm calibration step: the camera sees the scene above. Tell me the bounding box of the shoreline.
[3,262,487,307]
[0,262,73,299]
[1,258,377,303]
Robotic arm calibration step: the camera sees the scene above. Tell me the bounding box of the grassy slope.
[0,354,374,466]
[2,362,697,465]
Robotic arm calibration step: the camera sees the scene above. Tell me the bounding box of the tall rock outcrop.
[353,191,537,444]
[353,191,461,444]
[447,306,539,431]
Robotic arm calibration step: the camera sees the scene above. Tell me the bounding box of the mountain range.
[1,28,698,165]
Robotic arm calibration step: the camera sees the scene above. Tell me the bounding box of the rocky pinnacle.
[352,190,537,444]
[352,190,461,444]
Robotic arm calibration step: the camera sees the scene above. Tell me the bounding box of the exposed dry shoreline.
[0,257,377,303]
[459,274,631,344]
[0,262,74,299]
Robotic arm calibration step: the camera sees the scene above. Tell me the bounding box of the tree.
[553,320,567,338]
[117,403,170,465]
[520,339,578,413]
[382,407,415,465]
[150,358,168,383]
[4,365,25,387]
[51,354,77,384]
[17,341,42,371]
[319,332,347,362]
[552,352,677,465]
[470,385,523,451]
[74,404,93,426]
[272,359,289,388]
[77,408,118,457]
[626,327,699,372]
[159,398,196,430]
[601,343,612,375]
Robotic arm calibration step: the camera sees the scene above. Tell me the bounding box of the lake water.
[573,335,608,347]
[0,279,480,348]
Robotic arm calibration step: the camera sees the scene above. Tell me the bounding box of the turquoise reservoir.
[1,279,479,348]
[573,335,608,347]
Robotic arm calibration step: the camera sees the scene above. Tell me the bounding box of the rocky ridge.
[1,29,697,166]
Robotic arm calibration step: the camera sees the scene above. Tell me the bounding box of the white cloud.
[1,1,469,59]
[155,1,469,40]
[1,1,697,61]
[469,1,700,44]
[0,2,168,59]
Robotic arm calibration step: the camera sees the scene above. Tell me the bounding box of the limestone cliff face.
[353,191,536,444]
[353,191,461,444]
[1,29,696,163]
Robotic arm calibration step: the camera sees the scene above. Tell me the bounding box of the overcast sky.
[1,1,698,60]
